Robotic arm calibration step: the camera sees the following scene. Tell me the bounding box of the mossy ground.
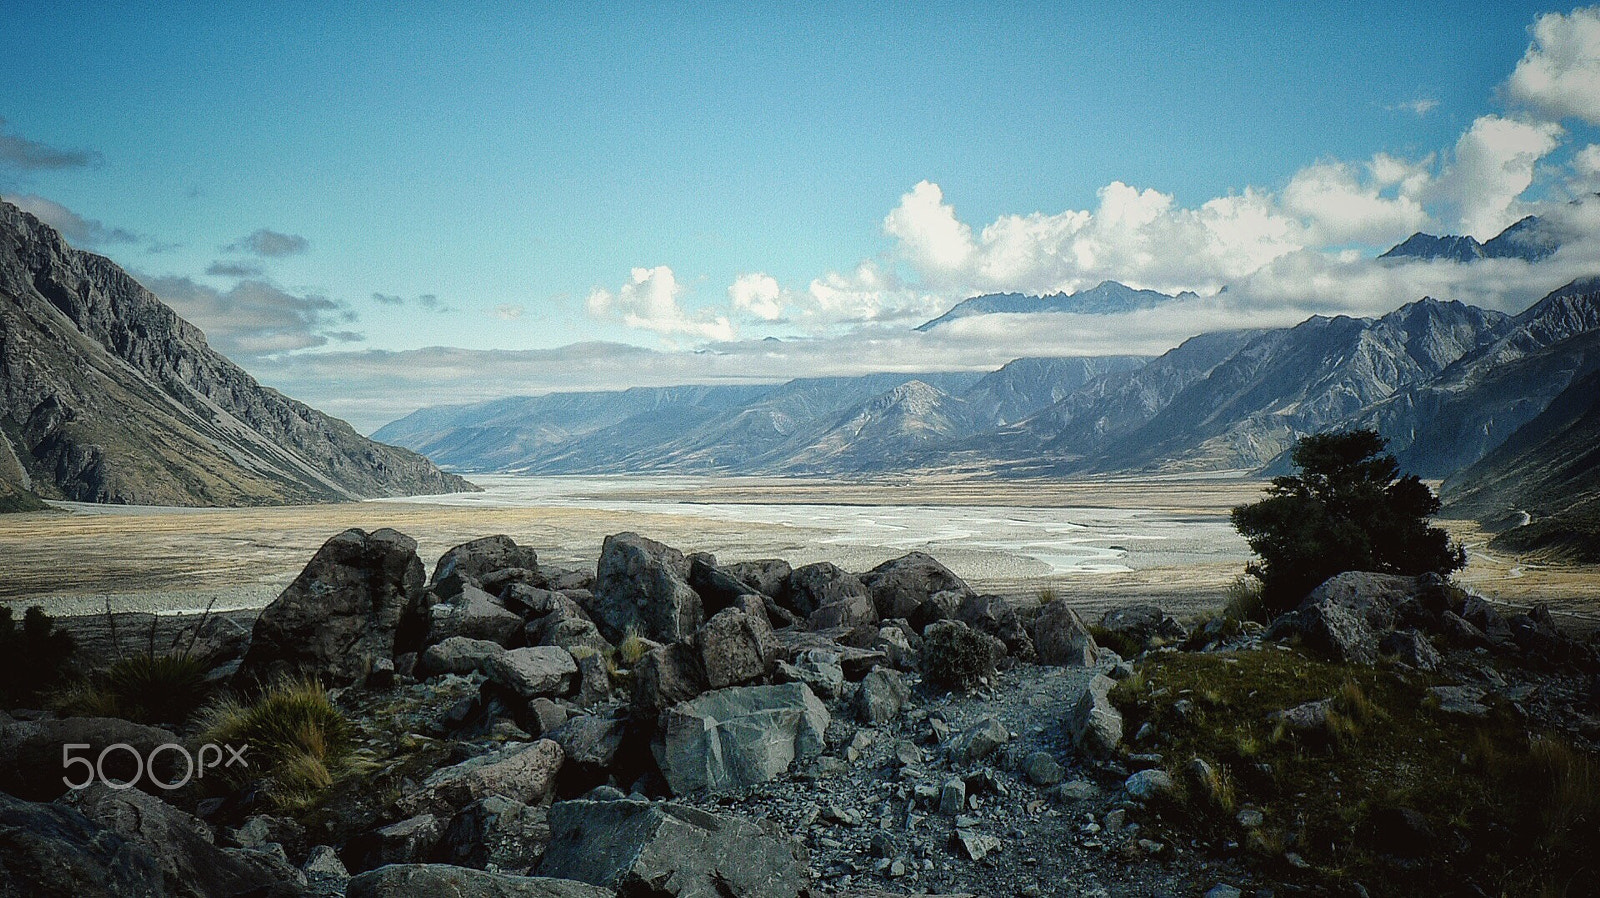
[1111,646,1598,896]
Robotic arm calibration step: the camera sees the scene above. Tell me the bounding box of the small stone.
[954,829,1001,862]
[1022,751,1065,787]
[1236,807,1265,829]
[1204,886,1243,898]
[1124,768,1175,801]
[1051,780,1099,803]
[939,778,967,816]
[1102,808,1126,833]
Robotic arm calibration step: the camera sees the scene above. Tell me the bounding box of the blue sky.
[5,3,1600,429]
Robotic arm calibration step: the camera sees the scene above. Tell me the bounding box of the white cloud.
[587,266,735,342]
[492,303,525,320]
[141,275,360,360]
[728,273,785,320]
[1506,7,1600,125]
[1386,98,1439,116]
[1426,115,1563,238]
[4,193,138,245]
[1282,157,1430,245]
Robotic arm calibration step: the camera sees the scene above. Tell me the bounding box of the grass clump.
[55,652,214,727]
[618,625,652,667]
[1036,585,1060,605]
[199,678,357,812]
[1223,575,1269,623]
[920,620,997,692]
[0,605,76,707]
[1111,647,1600,896]
[1087,624,1143,660]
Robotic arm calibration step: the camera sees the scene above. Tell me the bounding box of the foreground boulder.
[400,740,565,817]
[1069,674,1123,756]
[694,606,779,689]
[859,552,974,620]
[61,784,305,897]
[0,717,183,801]
[1098,604,1188,652]
[426,584,525,647]
[347,864,613,898]
[657,683,828,795]
[434,796,550,874]
[235,528,426,688]
[1266,571,1415,664]
[485,647,579,698]
[631,642,709,715]
[0,791,166,897]
[721,559,793,602]
[540,799,809,897]
[592,533,703,644]
[1032,601,1099,667]
[786,562,875,624]
[431,535,541,592]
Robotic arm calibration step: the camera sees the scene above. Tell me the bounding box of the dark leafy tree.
[1231,429,1465,615]
[0,605,76,706]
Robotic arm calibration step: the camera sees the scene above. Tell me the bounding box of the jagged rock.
[420,636,507,677]
[537,566,597,594]
[1124,769,1176,802]
[1023,751,1065,786]
[1508,605,1592,666]
[1097,605,1188,651]
[856,668,912,724]
[686,556,761,616]
[910,589,965,631]
[1266,571,1417,664]
[722,559,793,602]
[774,630,888,680]
[787,562,875,622]
[1380,629,1441,671]
[874,624,919,670]
[503,585,577,620]
[1461,595,1513,644]
[527,699,571,739]
[1272,699,1332,731]
[775,649,846,699]
[809,593,879,630]
[435,797,550,874]
[657,683,829,795]
[347,864,613,897]
[695,606,779,689]
[236,528,426,688]
[347,814,443,871]
[859,552,975,620]
[593,533,703,644]
[1429,685,1490,718]
[399,740,565,817]
[432,536,541,592]
[957,593,1034,660]
[538,618,611,657]
[428,584,525,646]
[549,716,628,771]
[572,651,613,708]
[302,845,349,895]
[631,642,709,715]
[1438,610,1490,647]
[486,647,578,698]
[954,829,1000,861]
[1031,601,1098,667]
[0,717,183,801]
[0,790,166,897]
[954,717,1009,763]
[61,783,306,896]
[540,799,809,897]
[1069,674,1123,756]
[939,778,966,815]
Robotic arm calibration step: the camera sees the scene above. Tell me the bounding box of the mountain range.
[0,200,474,507]
[915,280,1196,331]
[1379,213,1561,263]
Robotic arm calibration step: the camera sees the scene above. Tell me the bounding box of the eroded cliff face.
[0,200,474,507]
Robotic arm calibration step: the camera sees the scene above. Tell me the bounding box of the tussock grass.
[1223,575,1268,623]
[54,652,214,727]
[198,678,357,812]
[617,626,651,667]
[1111,647,1600,895]
[1036,585,1060,605]
[1087,624,1143,660]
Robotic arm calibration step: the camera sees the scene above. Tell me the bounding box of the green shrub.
[199,678,356,811]
[55,652,215,727]
[0,605,76,706]
[921,620,997,691]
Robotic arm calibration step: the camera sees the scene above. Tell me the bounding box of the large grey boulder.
[785,562,873,620]
[420,636,507,677]
[855,668,911,725]
[592,533,703,644]
[957,593,1035,660]
[431,535,541,592]
[236,528,426,688]
[540,799,808,897]
[859,552,974,620]
[631,642,709,715]
[346,814,443,871]
[657,683,828,795]
[0,717,183,801]
[347,864,612,898]
[1097,605,1188,651]
[486,647,579,698]
[1032,601,1099,667]
[695,606,779,689]
[687,556,762,615]
[1069,674,1123,757]
[435,797,550,874]
[399,740,565,817]
[721,559,792,602]
[0,790,166,897]
[1266,571,1417,664]
[427,584,525,647]
[61,783,306,897]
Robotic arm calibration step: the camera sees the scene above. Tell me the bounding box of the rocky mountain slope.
[915,280,1194,331]
[1379,214,1561,263]
[0,200,474,507]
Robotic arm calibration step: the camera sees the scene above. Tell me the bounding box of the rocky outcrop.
[592,533,703,644]
[859,552,975,620]
[0,199,474,507]
[0,791,167,897]
[1032,602,1099,667]
[539,799,810,897]
[0,716,183,801]
[657,684,828,795]
[234,528,427,689]
[399,741,565,818]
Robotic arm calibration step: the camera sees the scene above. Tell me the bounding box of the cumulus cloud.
[492,303,525,320]
[3,193,138,245]
[728,273,786,320]
[1386,98,1440,116]
[205,260,263,278]
[1506,7,1600,125]
[1426,115,1563,238]
[226,228,309,257]
[0,118,98,170]
[587,266,735,341]
[141,275,360,361]
[1282,156,1431,245]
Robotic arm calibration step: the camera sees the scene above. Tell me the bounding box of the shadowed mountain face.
[1379,214,1561,263]
[0,200,474,507]
[381,282,1600,487]
[914,281,1195,331]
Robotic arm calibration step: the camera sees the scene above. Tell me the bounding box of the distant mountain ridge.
[0,200,474,507]
[915,280,1196,331]
[1379,214,1561,263]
